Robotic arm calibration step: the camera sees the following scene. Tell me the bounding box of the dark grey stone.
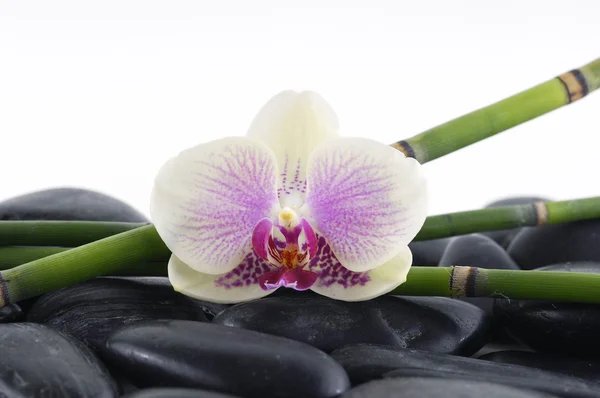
[213,295,489,355]
[0,187,147,222]
[101,320,350,398]
[27,277,208,350]
[0,323,117,397]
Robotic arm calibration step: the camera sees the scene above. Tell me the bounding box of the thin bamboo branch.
[0,221,144,246]
[391,57,600,163]
[415,196,600,241]
[0,225,170,307]
[392,266,600,304]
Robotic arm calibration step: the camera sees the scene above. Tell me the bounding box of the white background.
[1,0,598,218]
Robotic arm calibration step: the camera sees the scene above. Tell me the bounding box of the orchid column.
[150,91,428,303]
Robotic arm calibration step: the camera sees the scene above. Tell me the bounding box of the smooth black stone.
[0,187,147,222]
[213,295,489,355]
[124,388,241,398]
[332,344,599,395]
[483,196,550,249]
[493,262,600,357]
[0,303,23,323]
[376,347,600,398]
[439,233,520,270]
[480,350,600,383]
[27,277,208,350]
[408,238,453,266]
[102,320,349,398]
[0,323,117,397]
[340,377,557,398]
[507,220,600,269]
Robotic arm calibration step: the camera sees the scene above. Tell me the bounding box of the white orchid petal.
[150,137,280,275]
[302,137,427,272]
[246,91,340,208]
[309,240,413,301]
[168,254,278,304]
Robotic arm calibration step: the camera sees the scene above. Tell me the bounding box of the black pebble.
[339,377,558,398]
[480,350,600,383]
[507,220,600,269]
[0,323,117,397]
[494,262,600,358]
[27,277,209,350]
[0,187,148,222]
[0,303,23,323]
[101,320,350,398]
[123,388,242,398]
[409,238,453,266]
[213,295,489,355]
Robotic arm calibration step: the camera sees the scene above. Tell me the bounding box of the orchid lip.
[251,209,320,291]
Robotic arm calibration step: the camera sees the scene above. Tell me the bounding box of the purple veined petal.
[168,253,279,304]
[259,268,319,291]
[302,137,428,272]
[150,137,281,275]
[245,91,341,209]
[299,217,318,258]
[308,235,413,301]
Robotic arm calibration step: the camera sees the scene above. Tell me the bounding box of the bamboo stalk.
[415,196,600,241]
[392,266,600,304]
[0,246,168,275]
[391,58,600,163]
[0,225,170,307]
[0,221,144,247]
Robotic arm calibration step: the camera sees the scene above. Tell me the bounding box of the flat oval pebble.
[339,377,558,398]
[438,233,520,270]
[332,343,600,397]
[102,320,349,398]
[124,388,242,398]
[480,350,600,383]
[0,323,117,397]
[0,187,147,222]
[493,262,600,357]
[507,220,600,269]
[408,238,453,266]
[0,304,23,323]
[213,295,489,355]
[483,196,549,249]
[27,277,209,350]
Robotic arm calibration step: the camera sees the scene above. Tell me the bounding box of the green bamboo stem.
[392,266,600,304]
[0,221,145,246]
[415,196,600,241]
[0,246,168,275]
[391,57,600,163]
[0,225,170,307]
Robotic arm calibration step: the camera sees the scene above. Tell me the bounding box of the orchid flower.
[150,91,427,303]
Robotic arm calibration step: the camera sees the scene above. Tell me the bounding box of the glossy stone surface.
[0,187,147,222]
[508,220,600,269]
[438,233,520,270]
[0,303,23,323]
[493,263,600,357]
[124,388,242,398]
[102,320,350,398]
[408,238,453,266]
[480,350,600,383]
[27,277,208,350]
[213,295,489,354]
[0,323,117,397]
[339,377,558,398]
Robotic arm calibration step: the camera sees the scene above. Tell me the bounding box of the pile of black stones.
[1,189,600,397]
